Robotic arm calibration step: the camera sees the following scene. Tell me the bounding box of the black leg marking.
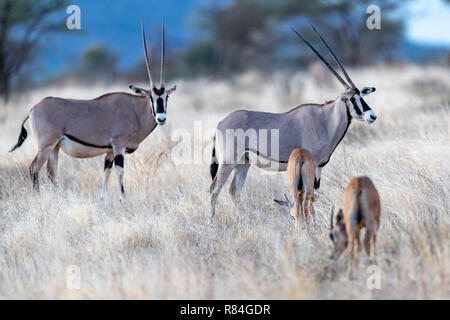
[104,158,113,170]
[114,155,124,167]
[120,184,125,195]
[314,178,321,189]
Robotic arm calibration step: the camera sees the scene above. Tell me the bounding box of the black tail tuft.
[9,117,29,152]
[210,136,218,180]
[210,148,218,180]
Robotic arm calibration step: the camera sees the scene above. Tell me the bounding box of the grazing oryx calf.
[274,148,316,232]
[329,176,381,277]
[9,22,176,198]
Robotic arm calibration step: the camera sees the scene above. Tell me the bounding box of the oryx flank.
[329,176,381,278]
[209,26,377,225]
[9,22,176,198]
[274,148,317,232]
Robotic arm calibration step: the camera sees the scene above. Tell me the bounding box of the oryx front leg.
[112,147,126,200]
[102,152,114,198]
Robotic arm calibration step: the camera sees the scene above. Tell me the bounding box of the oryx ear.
[360,87,376,96]
[166,85,177,95]
[129,85,149,96]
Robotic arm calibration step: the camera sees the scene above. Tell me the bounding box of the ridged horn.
[140,20,154,89]
[290,26,350,89]
[310,24,356,89]
[160,21,165,87]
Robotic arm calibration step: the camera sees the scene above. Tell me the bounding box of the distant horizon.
[34,0,450,81]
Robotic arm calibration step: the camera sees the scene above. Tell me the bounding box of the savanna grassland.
[0,65,449,299]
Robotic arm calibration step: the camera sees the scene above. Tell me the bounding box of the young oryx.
[209,25,377,225]
[9,22,176,198]
[274,148,316,232]
[329,176,381,278]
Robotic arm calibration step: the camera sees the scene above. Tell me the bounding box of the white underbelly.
[59,137,111,158]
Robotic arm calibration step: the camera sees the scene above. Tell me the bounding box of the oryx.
[209,26,377,225]
[9,22,176,198]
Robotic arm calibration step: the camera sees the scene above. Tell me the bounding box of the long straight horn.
[290,26,350,89]
[141,20,154,89]
[310,25,356,89]
[330,206,335,229]
[160,21,165,87]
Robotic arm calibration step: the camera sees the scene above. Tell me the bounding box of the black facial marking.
[153,87,165,96]
[156,97,165,114]
[114,155,124,167]
[314,178,321,189]
[359,97,371,112]
[104,158,113,170]
[350,97,362,115]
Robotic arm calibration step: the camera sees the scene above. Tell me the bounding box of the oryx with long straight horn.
[9,21,176,198]
[209,26,377,225]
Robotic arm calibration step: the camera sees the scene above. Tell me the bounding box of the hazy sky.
[406,0,450,45]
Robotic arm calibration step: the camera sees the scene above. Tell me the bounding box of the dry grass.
[0,65,449,299]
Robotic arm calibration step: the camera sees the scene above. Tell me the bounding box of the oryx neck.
[317,98,351,167]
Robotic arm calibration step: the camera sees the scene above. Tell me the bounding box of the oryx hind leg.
[229,164,250,213]
[112,146,126,200]
[46,145,60,185]
[209,164,234,225]
[29,144,55,192]
[102,152,114,198]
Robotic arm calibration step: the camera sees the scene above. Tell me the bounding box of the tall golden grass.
[0,65,449,299]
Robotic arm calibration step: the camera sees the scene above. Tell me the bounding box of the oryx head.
[130,21,176,126]
[291,25,377,124]
[328,207,348,260]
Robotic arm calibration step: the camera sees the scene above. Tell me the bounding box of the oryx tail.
[210,135,218,180]
[9,115,29,152]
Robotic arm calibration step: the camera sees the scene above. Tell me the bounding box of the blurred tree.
[0,0,66,102]
[80,45,117,84]
[266,0,408,66]
[180,0,276,77]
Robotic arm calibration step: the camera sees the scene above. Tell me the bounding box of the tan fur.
[286,148,316,232]
[329,176,381,278]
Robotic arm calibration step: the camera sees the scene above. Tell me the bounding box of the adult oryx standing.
[9,22,176,198]
[209,26,377,225]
